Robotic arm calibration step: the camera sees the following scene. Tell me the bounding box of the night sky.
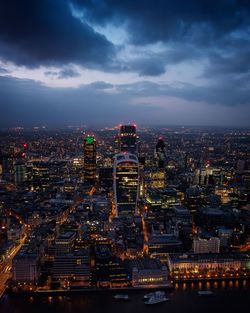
[0,0,250,127]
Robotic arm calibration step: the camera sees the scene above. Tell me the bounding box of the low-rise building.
[12,245,40,283]
[129,258,168,288]
[52,248,90,287]
[147,234,182,260]
[193,237,220,253]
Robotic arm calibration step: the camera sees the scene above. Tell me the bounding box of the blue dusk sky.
[0,0,250,127]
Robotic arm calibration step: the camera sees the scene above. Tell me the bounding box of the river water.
[0,280,249,313]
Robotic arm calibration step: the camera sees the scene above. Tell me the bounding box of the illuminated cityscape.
[0,125,249,301]
[0,0,250,312]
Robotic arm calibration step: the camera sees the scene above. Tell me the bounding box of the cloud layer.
[0,0,250,127]
[0,0,114,68]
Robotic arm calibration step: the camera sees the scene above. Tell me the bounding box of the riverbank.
[1,280,249,313]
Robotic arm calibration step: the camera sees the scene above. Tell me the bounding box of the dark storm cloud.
[130,56,166,77]
[72,0,250,77]
[0,0,249,78]
[0,0,114,68]
[72,0,250,45]
[127,44,202,77]
[0,0,250,128]
[204,48,250,77]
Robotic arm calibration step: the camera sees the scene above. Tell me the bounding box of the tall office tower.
[119,124,137,154]
[14,160,27,185]
[155,137,166,168]
[31,161,50,192]
[84,135,97,183]
[113,153,139,216]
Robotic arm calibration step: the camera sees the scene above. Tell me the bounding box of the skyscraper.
[119,125,137,154]
[84,135,97,183]
[14,160,27,185]
[113,153,139,216]
[155,137,166,168]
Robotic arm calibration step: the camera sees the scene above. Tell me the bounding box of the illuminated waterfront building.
[12,246,40,283]
[119,124,137,154]
[52,249,90,286]
[113,152,139,216]
[129,258,169,288]
[84,135,97,183]
[93,244,130,288]
[167,253,250,280]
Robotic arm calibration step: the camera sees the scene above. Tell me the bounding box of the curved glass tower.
[113,153,139,216]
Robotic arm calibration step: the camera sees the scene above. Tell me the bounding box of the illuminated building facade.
[193,237,220,254]
[12,246,40,283]
[147,169,166,189]
[52,250,90,286]
[55,231,75,255]
[167,253,250,280]
[113,153,139,216]
[130,258,168,288]
[119,124,137,154]
[146,188,180,210]
[93,245,130,288]
[84,135,97,183]
[31,161,50,192]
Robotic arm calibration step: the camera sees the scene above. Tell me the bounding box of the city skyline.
[0,122,249,309]
[1,0,250,127]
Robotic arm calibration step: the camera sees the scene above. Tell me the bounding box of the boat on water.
[145,293,169,305]
[144,290,166,300]
[113,294,129,300]
[198,290,214,296]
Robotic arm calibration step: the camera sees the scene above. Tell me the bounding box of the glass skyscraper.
[113,153,139,216]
